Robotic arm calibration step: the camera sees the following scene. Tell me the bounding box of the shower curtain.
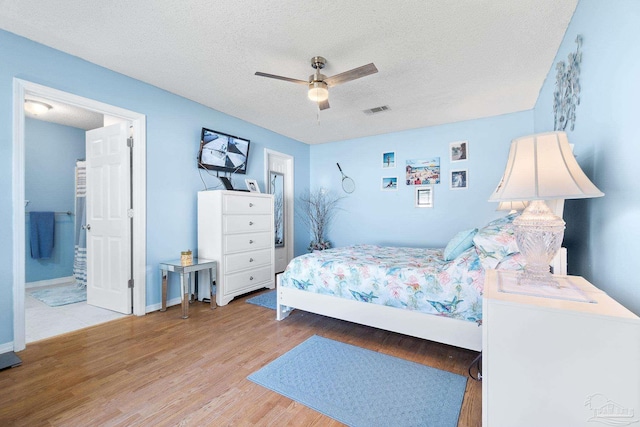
[73,161,87,288]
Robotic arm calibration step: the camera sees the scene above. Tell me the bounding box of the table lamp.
[496,201,528,214]
[489,131,603,286]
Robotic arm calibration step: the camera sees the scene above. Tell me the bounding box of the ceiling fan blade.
[254,71,308,85]
[324,63,378,87]
[319,99,330,110]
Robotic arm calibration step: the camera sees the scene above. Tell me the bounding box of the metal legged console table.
[160,258,216,318]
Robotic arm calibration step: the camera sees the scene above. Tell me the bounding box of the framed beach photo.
[381,177,398,191]
[415,186,433,208]
[245,178,260,193]
[382,151,396,168]
[450,169,468,190]
[406,158,440,185]
[450,141,468,162]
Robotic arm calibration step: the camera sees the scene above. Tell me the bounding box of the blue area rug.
[248,335,467,427]
[246,290,276,310]
[30,284,86,307]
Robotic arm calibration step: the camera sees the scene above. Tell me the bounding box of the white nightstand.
[482,269,640,427]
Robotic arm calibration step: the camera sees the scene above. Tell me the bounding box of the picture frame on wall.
[406,158,440,185]
[382,151,396,168]
[450,169,468,190]
[415,186,433,208]
[381,177,398,191]
[245,178,260,192]
[450,141,468,162]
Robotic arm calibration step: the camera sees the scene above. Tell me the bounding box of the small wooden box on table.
[482,269,640,427]
[160,258,216,319]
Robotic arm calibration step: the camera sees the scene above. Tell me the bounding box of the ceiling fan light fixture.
[24,99,53,115]
[308,81,328,102]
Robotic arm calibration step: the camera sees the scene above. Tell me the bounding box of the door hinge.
[127,137,134,148]
[127,209,134,218]
[128,279,134,289]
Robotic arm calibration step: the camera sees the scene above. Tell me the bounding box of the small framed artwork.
[450,169,468,190]
[415,186,433,208]
[450,141,468,162]
[381,177,398,191]
[245,179,260,193]
[382,151,396,168]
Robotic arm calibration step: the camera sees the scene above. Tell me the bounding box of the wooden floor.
[0,290,482,426]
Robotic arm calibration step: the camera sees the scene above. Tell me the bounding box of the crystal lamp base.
[513,200,566,287]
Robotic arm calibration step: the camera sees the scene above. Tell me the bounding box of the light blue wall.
[0,29,310,346]
[533,0,640,315]
[25,118,85,282]
[309,111,534,248]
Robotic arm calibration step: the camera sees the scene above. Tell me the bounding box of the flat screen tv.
[198,128,251,174]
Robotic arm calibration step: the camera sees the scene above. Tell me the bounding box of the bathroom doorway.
[13,80,147,351]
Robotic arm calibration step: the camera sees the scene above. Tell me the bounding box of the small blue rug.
[248,335,467,427]
[30,284,86,307]
[246,290,276,310]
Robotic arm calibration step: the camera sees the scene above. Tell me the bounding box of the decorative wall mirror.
[269,171,285,247]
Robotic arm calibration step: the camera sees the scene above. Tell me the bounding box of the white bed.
[275,213,567,352]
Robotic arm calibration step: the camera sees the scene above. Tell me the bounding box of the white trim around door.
[264,149,294,272]
[12,79,147,352]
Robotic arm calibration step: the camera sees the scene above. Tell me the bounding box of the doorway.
[264,149,294,273]
[12,79,147,352]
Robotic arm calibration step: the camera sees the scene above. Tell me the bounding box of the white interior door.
[265,150,294,274]
[86,122,132,314]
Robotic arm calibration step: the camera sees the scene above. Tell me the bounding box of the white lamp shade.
[489,131,604,202]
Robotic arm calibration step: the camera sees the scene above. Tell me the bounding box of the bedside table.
[482,269,640,427]
[160,258,216,319]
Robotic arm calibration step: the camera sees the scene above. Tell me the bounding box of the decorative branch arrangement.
[297,189,344,251]
[554,35,582,131]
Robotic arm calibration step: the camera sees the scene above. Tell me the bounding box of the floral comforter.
[280,244,487,323]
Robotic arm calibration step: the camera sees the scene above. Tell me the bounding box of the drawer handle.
[249,240,254,244]
[249,276,254,281]
[249,258,254,262]
[249,221,254,226]
[249,203,254,207]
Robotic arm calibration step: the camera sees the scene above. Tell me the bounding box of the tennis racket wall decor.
[337,163,355,193]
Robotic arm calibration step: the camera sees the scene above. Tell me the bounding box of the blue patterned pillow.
[443,228,478,261]
[473,213,520,269]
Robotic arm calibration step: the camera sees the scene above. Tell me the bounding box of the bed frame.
[275,274,483,351]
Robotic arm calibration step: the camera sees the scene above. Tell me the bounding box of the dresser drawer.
[225,249,271,273]
[223,265,272,294]
[223,214,271,234]
[223,194,271,214]
[224,232,271,253]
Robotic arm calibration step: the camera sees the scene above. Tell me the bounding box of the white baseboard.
[26,276,74,289]
[0,341,15,354]
[145,297,183,313]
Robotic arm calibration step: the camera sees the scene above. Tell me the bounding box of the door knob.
[249,221,254,225]
[83,224,91,231]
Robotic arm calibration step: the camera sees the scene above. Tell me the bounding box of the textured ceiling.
[24,96,104,131]
[0,0,578,144]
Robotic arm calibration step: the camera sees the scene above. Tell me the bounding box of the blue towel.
[30,212,55,259]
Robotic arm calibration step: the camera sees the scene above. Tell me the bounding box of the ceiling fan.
[255,56,378,110]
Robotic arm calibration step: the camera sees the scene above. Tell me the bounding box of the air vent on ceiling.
[363,105,390,115]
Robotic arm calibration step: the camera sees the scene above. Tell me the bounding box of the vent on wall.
[363,105,390,115]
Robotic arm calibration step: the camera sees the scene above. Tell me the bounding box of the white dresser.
[197,190,275,306]
[482,269,640,427]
